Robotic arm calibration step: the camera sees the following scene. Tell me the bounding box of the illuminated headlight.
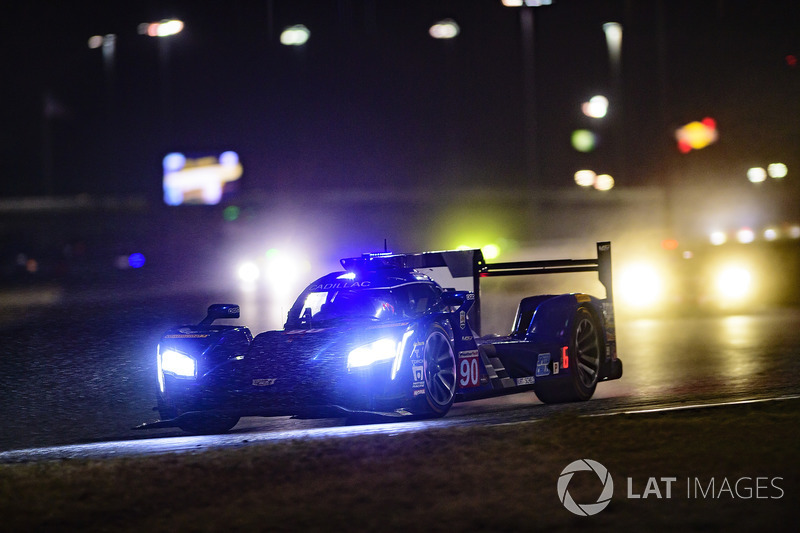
[237,261,260,284]
[347,338,398,370]
[159,348,197,379]
[714,266,752,303]
[617,263,664,309]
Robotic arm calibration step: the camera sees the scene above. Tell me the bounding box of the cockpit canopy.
[285,269,443,328]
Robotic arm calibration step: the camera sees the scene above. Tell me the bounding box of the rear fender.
[524,293,603,345]
[525,293,617,379]
[511,295,555,337]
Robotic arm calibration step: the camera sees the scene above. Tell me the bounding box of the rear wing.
[342,241,613,335]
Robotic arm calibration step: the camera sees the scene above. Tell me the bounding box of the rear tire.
[535,307,602,404]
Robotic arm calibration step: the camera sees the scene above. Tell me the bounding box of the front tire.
[414,324,457,417]
[177,413,240,435]
[535,307,602,404]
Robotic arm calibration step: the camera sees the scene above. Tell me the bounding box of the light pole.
[602,22,623,186]
[139,19,184,141]
[503,0,553,191]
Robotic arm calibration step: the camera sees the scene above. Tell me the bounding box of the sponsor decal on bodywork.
[458,350,481,388]
[536,353,552,377]
[307,281,372,291]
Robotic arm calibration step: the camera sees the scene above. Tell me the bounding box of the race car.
[138,242,622,434]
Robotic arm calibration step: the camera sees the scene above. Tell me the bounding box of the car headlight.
[617,263,664,309]
[714,265,752,303]
[159,348,197,379]
[347,338,398,370]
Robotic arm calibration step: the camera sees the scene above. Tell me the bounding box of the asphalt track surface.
[2,287,800,462]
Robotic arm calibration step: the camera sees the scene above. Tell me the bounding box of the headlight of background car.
[158,347,197,391]
[713,265,753,305]
[617,262,665,311]
[347,338,398,370]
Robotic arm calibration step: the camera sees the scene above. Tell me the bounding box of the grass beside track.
[1,399,798,532]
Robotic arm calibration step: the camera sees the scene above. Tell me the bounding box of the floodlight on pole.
[280,25,310,46]
[429,19,460,39]
[138,19,184,38]
[603,22,622,76]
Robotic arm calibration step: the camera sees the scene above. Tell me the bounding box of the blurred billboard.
[163,151,242,206]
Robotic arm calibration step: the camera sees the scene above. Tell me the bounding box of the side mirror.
[199,304,240,326]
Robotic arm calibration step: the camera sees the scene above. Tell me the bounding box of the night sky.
[2,0,798,200]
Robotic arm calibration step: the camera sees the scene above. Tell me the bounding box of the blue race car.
[139,242,622,434]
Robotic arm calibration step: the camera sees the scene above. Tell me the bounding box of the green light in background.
[571,129,597,152]
[482,244,501,260]
[223,205,240,221]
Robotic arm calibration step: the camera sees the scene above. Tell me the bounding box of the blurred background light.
[219,151,240,167]
[602,22,622,50]
[661,238,679,250]
[429,19,460,39]
[88,35,103,49]
[709,230,727,246]
[162,151,243,206]
[237,261,260,284]
[618,263,664,310]
[594,174,614,191]
[128,253,146,269]
[747,167,767,183]
[789,225,800,239]
[262,248,312,291]
[602,22,622,73]
[675,117,718,153]
[280,25,310,46]
[139,19,184,38]
[503,0,553,5]
[763,227,779,241]
[736,227,755,244]
[574,169,596,187]
[715,265,752,303]
[767,163,787,178]
[163,152,186,173]
[581,95,608,119]
[481,243,501,260]
[571,129,597,152]
[223,205,240,222]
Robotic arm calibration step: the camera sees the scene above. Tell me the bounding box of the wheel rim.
[424,331,456,407]
[574,317,601,389]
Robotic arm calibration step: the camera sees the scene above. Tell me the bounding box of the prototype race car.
[138,242,622,434]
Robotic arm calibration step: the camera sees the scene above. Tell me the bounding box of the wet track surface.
[2,290,800,462]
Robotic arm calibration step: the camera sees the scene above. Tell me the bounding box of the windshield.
[286,283,441,328]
